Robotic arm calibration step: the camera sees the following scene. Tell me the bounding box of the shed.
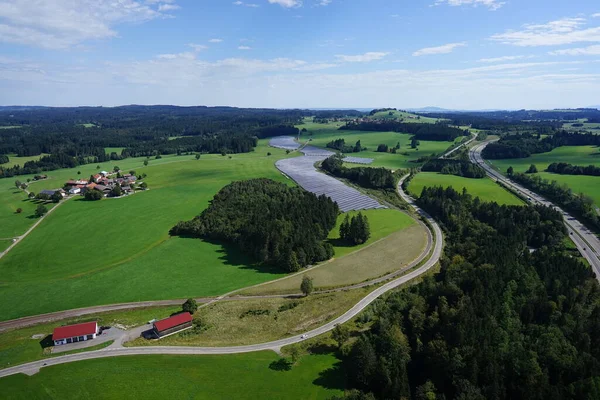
[153,312,193,338]
[53,321,98,346]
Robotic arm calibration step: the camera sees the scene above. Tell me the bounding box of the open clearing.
[297,120,463,170]
[0,352,343,400]
[0,154,49,169]
[488,146,600,205]
[130,288,372,347]
[407,172,524,206]
[0,307,180,369]
[370,109,440,123]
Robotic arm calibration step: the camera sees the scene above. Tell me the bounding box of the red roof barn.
[53,321,98,346]
[153,313,193,338]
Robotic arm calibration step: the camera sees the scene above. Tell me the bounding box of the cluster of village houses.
[39,170,138,198]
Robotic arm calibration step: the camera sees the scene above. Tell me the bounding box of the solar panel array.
[342,156,374,165]
[276,156,386,212]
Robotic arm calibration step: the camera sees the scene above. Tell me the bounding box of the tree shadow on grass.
[327,238,353,250]
[313,361,346,391]
[308,342,337,355]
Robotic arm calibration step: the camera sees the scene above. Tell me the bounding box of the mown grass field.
[0,141,420,321]
[488,146,600,205]
[408,172,524,206]
[297,120,462,170]
[370,109,440,124]
[0,306,180,369]
[0,352,344,400]
[0,153,49,169]
[130,288,372,347]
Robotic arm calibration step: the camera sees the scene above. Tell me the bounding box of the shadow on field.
[39,335,54,349]
[201,238,285,276]
[313,361,346,391]
[327,238,353,249]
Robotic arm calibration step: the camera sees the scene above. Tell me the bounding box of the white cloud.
[268,0,302,8]
[209,38,223,43]
[317,0,332,5]
[188,43,208,52]
[549,45,600,56]
[477,55,534,63]
[593,13,600,18]
[238,46,252,50]
[413,42,466,56]
[434,0,505,11]
[0,0,179,49]
[233,1,260,7]
[335,52,389,62]
[491,17,600,47]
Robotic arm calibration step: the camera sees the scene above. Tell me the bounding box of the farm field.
[407,172,524,206]
[296,120,462,170]
[487,146,600,205]
[130,288,372,347]
[0,352,344,400]
[370,109,440,123]
[0,306,181,370]
[0,141,420,321]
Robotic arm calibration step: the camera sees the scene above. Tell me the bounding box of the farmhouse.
[153,312,193,338]
[68,187,81,195]
[53,321,98,346]
[40,189,66,198]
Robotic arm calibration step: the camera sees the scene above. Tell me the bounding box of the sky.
[0,0,600,109]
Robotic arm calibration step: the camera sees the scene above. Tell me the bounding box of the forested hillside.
[421,159,486,178]
[339,121,468,142]
[340,186,600,399]
[170,179,339,272]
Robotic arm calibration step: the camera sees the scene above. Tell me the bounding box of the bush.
[35,205,48,217]
[15,208,22,214]
[84,189,104,201]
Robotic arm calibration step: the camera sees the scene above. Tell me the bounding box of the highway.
[470,141,600,279]
[0,176,443,378]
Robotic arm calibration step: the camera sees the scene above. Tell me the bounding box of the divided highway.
[470,141,600,279]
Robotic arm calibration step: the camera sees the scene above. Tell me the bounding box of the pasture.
[370,109,440,124]
[488,146,600,205]
[0,352,344,400]
[0,154,49,168]
[0,141,420,321]
[407,172,524,206]
[297,120,461,170]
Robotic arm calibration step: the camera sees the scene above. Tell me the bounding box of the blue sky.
[1,0,599,109]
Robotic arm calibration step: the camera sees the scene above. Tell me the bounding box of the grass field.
[104,147,125,154]
[130,288,373,347]
[370,109,440,124]
[0,306,180,369]
[407,172,524,206]
[297,120,462,170]
[0,352,344,400]
[0,154,49,168]
[0,141,421,321]
[487,146,600,205]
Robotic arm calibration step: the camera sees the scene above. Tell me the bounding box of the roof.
[153,312,192,332]
[53,321,97,340]
[40,189,57,195]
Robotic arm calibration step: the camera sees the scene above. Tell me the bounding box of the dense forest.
[510,172,600,230]
[483,131,600,159]
[547,162,600,177]
[421,159,486,178]
[339,121,468,142]
[340,186,600,399]
[321,156,396,189]
[169,179,339,272]
[0,106,336,178]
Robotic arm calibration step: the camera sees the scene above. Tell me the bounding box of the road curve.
[0,176,444,378]
[470,141,600,279]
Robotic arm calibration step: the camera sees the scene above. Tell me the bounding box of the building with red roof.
[153,312,193,338]
[53,321,98,346]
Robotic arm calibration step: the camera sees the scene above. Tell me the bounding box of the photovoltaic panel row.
[342,156,374,165]
[276,156,386,212]
[269,136,301,150]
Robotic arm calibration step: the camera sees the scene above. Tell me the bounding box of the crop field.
[296,121,461,170]
[0,352,344,400]
[0,142,422,321]
[488,146,600,204]
[407,173,524,206]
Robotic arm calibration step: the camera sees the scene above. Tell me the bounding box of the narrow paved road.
[470,141,600,279]
[0,176,443,378]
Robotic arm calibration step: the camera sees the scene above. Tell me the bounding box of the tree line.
[339,185,600,399]
[169,179,339,272]
[321,156,396,189]
[339,121,468,142]
[421,159,486,178]
[547,162,600,177]
[483,131,600,159]
[326,138,366,153]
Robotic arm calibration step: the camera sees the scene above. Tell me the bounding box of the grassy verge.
[128,288,374,347]
[0,306,180,370]
[0,352,344,400]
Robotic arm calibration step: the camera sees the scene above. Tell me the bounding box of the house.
[94,184,111,194]
[40,189,65,197]
[153,312,193,338]
[100,171,109,176]
[84,182,97,192]
[69,187,81,195]
[53,321,98,346]
[92,174,102,183]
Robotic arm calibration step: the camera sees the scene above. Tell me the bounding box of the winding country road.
[470,141,600,279]
[0,175,444,378]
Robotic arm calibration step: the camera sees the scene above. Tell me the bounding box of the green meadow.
[0,154,49,169]
[0,140,421,321]
[488,146,600,205]
[297,120,461,170]
[407,172,524,206]
[0,352,344,400]
[370,109,440,124]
